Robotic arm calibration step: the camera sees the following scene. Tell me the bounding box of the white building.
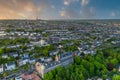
[15,75,22,80]
[18,58,29,66]
[30,39,47,46]
[0,64,4,73]
[2,54,8,58]
[5,62,16,71]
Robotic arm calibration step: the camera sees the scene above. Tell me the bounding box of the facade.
[0,64,4,73]
[5,62,16,71]
[35,52,74,78]
[15,75,22,80]
[18,58,29,66]
[10,52,19,58]
[116,64,120,72]
[29,58,36,64]
[22,71,39,80]
[30,39,47,46]
[49,50,59,56]
[2,54,8,58]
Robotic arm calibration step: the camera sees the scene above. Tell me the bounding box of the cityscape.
[0,0,120,80]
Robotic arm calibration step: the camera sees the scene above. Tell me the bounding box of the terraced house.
[35,52,74,78]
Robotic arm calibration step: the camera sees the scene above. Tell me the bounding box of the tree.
[0,48,4,55]
[112,75,120,80]
[74,56,81,65]
[3,72,8,77]
[43,49,49,56]
[107,63,114,71]
[79,73,84,80]
[110,58,118,66]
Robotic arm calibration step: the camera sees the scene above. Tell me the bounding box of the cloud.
[81,0,89,6]
[0,0,50,19]
[61,0,95,19]
[64,0,70,5]
[64,0,79,6]
[110,12,116,17]
[79,0,95,19]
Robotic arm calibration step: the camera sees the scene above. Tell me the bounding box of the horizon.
[0,0,120,20]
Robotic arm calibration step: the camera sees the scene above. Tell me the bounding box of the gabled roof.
[6,62,15,66]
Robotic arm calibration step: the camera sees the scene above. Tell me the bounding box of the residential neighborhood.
[0,20,120,80]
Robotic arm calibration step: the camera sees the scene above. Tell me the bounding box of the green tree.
[112,75,120,80]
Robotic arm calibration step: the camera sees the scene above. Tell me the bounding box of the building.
[35,52,74,78]
[5,62,16,71]
[22,71,40,80]
[30,39,47,46]
[2,54,8,58]
[0,64,4,73]
[9,52,19,58]
[29,58,36,64]
[15,75,22,80]
[49,50,59,56]
[18,58,29,66]
[116,64,120,72]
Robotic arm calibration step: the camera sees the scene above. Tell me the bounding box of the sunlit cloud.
[64,0,79,6]
[81,0,89,7]
[0,0,119,19]
[0,0,50,19]
[64,0,69,5]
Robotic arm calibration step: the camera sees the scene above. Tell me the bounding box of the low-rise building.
[18,58,29,66]
[2,54,8,58]
[0,64,4,73]
[29,58,36,64]
[15,75,22,80]
[35,52,74,78]
[22,71,40,80]
[9,52,19,58]
[5,62,16,71]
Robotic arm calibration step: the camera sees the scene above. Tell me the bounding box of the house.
[49,50,59,56]
[23,53,29,59]
[18,58,29,66]
[22,71,39,80]
[2,54,8,58]
[15,74,22,80]
[0,64,4,73]
[9,52,19,58]
[73,51,80,56]
[18,54,29,66]
[116,64,120,72]
[5,62,16,71]
[30,39,47,46]
[29,58,36,64]
[4,74,16,80]
[35,52,74,78]
[39,57,53,63]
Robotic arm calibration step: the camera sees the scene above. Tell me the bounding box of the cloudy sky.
[0,0,120,19]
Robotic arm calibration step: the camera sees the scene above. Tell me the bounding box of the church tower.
[55,54,60,61]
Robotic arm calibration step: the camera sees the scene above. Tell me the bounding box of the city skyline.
[0,0,120,20]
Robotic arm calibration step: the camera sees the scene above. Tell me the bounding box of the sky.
[0,0,120,20]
